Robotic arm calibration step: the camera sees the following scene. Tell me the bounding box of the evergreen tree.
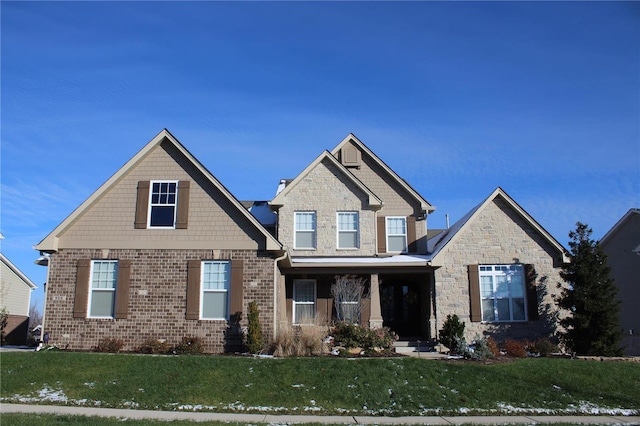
[556,222,622,356]
[246,301,263,354]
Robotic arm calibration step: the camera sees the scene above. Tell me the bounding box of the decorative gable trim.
[331,134,435,214]
[35,129,282,252]
[269,150,383,209]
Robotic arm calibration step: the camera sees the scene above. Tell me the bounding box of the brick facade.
[45,248,276,353]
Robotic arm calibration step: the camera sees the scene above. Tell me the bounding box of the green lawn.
[1,352,638,416]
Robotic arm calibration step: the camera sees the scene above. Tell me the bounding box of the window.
[88,260,118,318]
[201,261,230,319]
[293,279,316,324]
[337,212,359,249]
[479,264,526,322]
[294,212,316,249]
[386,217,407,252]
[149,181,178,228]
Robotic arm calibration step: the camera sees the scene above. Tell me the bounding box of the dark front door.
[381,281,421,338]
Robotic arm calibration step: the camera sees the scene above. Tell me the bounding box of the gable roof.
[269,150,383,209]
[427,187,569,264]
[0,253,37,290]
[35,129,282,252]
[331,133,435,214]
[600,208,640,246]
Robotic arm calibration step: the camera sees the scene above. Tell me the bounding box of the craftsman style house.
[37,130,567,352]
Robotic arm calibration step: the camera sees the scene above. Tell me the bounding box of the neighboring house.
[1,253,37,345]
[427,188,568,342]
[37,130,568,353]
[36,129,282,353]
[600,208,640,356]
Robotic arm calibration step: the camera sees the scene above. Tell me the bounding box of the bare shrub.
[331,275,369,324]
[503,338,527,358]
[94,338,124,353]
[137,338,171,354]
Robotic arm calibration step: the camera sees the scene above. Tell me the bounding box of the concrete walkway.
[2,404,639,424]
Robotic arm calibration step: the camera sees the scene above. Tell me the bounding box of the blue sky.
[1,1,638,313]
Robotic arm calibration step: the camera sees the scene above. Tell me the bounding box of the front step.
[393,340,434,354]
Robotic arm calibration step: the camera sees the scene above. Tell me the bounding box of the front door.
[381,281,421,338]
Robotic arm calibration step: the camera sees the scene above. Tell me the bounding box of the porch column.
[369,273,383,329]
[429,272,437,339]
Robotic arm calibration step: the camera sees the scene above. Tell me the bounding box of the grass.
[1,352,639,416]
[0,415,631,426]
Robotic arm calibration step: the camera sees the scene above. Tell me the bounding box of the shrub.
[298,326,327,356]
[528,338,559,357]
[331,322,397,352]
[94,338,124,353]
[173,336,204,355]
[246,301,263,354]
[137,338,171,354]
[503,338,527,358]
[486,336,501,357]
[469,337,494,360]
[439,314,465,352]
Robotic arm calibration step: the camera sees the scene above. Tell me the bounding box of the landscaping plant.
[246,301,263,354]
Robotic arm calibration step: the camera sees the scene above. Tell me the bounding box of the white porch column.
[369,273,383,329]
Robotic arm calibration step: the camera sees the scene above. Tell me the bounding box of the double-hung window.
[480,264,526,321]
[337,212,359,249]
[386,217,407,253]
[88,260,118,318]
[293,279,316,324]
[201,261,231,320]
[149,181,178,228]
[294,212,316,249]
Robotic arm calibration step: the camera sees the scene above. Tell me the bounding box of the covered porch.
[276,255,437,340]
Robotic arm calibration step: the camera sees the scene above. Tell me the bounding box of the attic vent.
[341,145,361,168]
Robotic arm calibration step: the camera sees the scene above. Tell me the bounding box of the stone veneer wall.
[434,198,564,343]
[279,158,377,256]
[44,248,275,353]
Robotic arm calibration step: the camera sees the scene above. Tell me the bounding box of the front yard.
[1,352,638,417]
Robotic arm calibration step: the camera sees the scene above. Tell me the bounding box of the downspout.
[273,249,288,340]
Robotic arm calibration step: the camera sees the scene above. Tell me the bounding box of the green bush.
[246,301,263,354]
[528,338,559,357]
[173,336,204,355]
[331,322,396,352]
[439,314,465,352]
[94,338,124,353]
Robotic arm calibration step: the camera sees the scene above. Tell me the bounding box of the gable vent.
[341,145,361,168]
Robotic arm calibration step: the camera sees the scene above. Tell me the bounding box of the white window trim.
[337,211,359,250]
[386,216,408,253]
[147,180,179,229]
[200,260,230,320]
[294,211,317,250]
[293,279,316,325]
[479,264,528,322]
[87,260,118,319]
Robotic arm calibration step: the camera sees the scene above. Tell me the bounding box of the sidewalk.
[2,403,640,424]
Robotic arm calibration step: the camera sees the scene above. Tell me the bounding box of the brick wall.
[434,198,564,343]
[44,248,276,353]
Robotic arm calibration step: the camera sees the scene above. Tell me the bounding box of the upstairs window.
[294,212,316,249]
[201,261,231,320]
[386,217,407,252]
[149,181,178,228]
[337,212,359,249]
[480,264,526,322]
[88,260,118,318]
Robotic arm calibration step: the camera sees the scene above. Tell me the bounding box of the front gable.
[271,152,382,256]
[36,130,281,252]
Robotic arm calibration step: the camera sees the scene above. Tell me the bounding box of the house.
[600,208,640,356]
[37,130,568,353]
[35,129,283,353]
[1,253,37,345]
